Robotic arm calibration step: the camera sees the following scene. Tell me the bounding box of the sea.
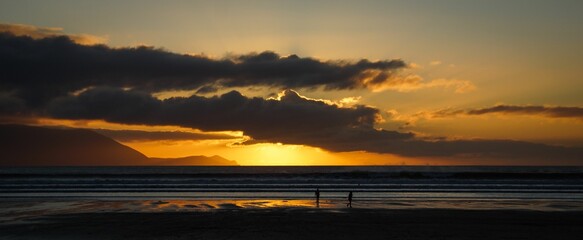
[1,166,583,205]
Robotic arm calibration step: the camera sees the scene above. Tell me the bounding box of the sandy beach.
[1,200,583,240]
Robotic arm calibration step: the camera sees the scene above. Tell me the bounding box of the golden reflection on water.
[144,199,339,211]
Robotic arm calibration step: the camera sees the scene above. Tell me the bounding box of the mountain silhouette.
[0,124,238,166]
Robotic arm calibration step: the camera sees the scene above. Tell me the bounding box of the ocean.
[2,166,583,239]
[2,166,583,204]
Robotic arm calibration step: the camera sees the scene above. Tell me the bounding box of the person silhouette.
[347,191,353,208]
[315,188,320,207]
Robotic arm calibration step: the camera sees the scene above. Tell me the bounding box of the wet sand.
[1,208,583,240]
[1,200,583,239]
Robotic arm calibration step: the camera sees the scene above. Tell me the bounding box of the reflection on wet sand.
[2,198,583,224]
[147,199,336,211]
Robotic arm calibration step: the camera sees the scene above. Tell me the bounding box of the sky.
[0,0,582,165]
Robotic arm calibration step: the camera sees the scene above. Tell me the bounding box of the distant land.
[0,124,238,166]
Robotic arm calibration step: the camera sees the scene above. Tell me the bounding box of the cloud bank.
[0,28,581,162]
[47,88,392,143]
[42,88,582,160]
[467,105,583,119]
[420,105,583,120]
[0,32,408,109]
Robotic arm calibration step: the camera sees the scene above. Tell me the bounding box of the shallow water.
[2,166,583,202]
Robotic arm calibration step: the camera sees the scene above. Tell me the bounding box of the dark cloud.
[423,105,583,120]
[195,85,219,94]
[93,129,238,142]
[44,88,583,161]
[0,32,406,109]
[0,92,26,115]
[47,88,387,138]
[467,105,583,119]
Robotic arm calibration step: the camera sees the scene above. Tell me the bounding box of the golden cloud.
[360,70,476,93]
[0,23,107,45]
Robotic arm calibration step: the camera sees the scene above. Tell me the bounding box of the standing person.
[347,191,353,208]
[315,188,320,207]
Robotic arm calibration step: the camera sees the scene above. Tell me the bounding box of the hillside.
[0,124,238,166]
